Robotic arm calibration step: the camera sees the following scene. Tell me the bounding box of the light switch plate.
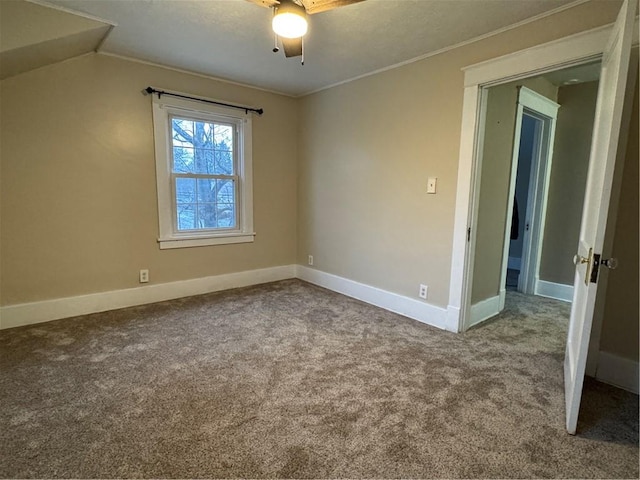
[427,177,437,194]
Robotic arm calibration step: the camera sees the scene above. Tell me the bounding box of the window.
[151,93,254,249]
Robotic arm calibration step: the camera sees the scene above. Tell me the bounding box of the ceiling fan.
[247,0,364,63]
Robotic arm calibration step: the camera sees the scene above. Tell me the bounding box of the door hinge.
[467,227,471,242]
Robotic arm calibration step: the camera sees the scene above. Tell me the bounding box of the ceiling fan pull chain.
[272,6,280,52]
[301,37,305,65]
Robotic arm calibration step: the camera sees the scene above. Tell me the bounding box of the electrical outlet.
[139,269,149,283]
[308,255,314,266]
[419,284,428,299]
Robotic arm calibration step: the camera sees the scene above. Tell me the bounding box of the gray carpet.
[0,279,637,478]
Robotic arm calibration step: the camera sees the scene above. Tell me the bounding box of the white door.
[564,0,636,435]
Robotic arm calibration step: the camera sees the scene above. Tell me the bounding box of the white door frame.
[508,89,560,297]
[446,20,639,333]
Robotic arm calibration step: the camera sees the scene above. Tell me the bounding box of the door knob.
[601,257,618,269]
[574,248,594,286]
[573,254,589,265]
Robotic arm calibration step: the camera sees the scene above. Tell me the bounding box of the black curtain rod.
[144,87,264,115]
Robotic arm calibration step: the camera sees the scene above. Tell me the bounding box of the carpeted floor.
[0,279,637,478]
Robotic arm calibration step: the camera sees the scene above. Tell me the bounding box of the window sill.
[158,232,255,250]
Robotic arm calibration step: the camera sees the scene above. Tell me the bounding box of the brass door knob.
[573,254,589,266]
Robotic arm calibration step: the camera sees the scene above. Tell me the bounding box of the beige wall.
[471,78,557,304]
[297,0,620,308]
[0,54,298,305]
[0,0,625,312]
[539,81,599,285]
[298,61,461,305]
[599,72,639,362]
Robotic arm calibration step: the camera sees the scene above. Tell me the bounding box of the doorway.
[467,70,594,328]
[501,86,560,299]
[448,0,636,435]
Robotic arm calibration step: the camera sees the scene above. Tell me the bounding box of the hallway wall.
[539,81,599,285]
[599,70,639,364]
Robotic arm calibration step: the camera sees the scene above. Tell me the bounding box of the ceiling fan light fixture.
[272,1,308,39]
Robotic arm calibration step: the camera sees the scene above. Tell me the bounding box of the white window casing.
[151,93,254,249]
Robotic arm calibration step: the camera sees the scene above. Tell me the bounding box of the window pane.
[195,179,236,229]
[214,124,233,146]
[196,178,214,203]
[215,124,234,175]
[175,178,236,231]
[193,147,214,174]
[198,202,235,229]
[216,179,235,206]
[197,204,217,229]
[176,178,196,203]
[216,200,235,228]
[216,181,236,228]
[176,203,196,230]
[172,116,234,176]
[172,119,194,148]
[195,178,232,203]
[214,147,233,175]
[173,147,194,173]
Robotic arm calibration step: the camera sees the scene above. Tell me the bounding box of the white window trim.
[151,92,254,249]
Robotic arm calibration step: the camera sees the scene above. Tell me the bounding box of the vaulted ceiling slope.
[0,0,112,80]
[3,0,601,95]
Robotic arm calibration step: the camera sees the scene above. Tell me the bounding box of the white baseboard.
[469,294,501,328]
[535,279,573,302]
[296,266,452,332]
[595,351,639,394]
[499,288,506,311]
[507,256,521,270]
[0,265,296,330]
[1,265,453,333]
[446,305,462,333]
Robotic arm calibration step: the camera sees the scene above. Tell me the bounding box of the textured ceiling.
[27,0,591,95]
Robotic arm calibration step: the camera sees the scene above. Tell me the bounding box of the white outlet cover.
[139,269,149,283]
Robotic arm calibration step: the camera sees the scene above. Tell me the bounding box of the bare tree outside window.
[171,117,237,231]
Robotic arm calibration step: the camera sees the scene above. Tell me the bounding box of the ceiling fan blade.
[246,0,280,9]
[281,37,303,57]
[301,0,364,14]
